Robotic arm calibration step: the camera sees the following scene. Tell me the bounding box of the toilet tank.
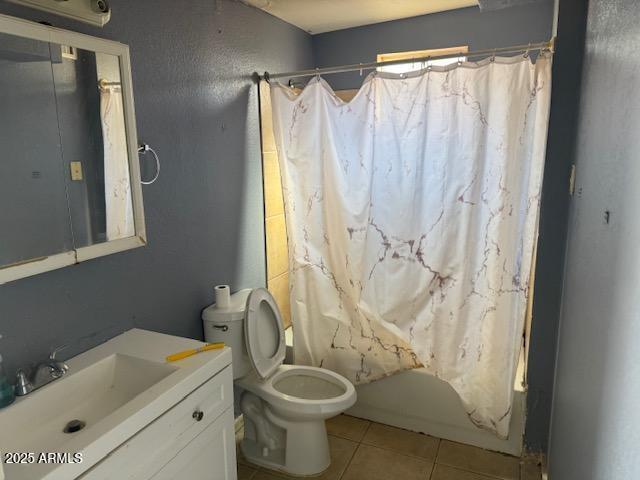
[203,288,252,379]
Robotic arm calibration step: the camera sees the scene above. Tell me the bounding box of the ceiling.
[242,0,480,34]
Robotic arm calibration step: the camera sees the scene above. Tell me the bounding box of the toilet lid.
[244,288,286,380]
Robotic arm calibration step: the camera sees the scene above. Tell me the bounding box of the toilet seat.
[244,288,286,380]
[272,366,347,400]
[237,364,356,419]
[240,289,356,418]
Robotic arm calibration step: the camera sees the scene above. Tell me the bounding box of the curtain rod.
[98,78,121,89]
[261,38,555,81]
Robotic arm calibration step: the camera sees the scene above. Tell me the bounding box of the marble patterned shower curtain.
[100,86,134,241]
[269,54,552,438]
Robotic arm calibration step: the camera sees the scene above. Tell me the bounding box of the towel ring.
[138,143,160,185]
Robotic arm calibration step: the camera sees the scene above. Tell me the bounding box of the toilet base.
[240,393,331,476]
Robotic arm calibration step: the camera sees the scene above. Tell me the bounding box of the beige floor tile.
[342,444,433,480]
[252,472,282,480]
[318,435,359,480]
[432,464,496,480]
[362,422,439,462]
[326,414,370,442]
[437,440,520,480]
[256,435,358,480]
[238,464,258,480]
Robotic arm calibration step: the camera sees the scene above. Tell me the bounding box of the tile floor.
[237,415,543,480]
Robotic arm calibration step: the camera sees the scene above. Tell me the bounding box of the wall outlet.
[7,0,111,27]
[70,162,83,181]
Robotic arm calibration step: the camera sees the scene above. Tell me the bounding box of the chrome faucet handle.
[49,344,68,361]
[50,346,70,377]
[13,346,70,397]
[15,369,34,396]
[47,345,69,378]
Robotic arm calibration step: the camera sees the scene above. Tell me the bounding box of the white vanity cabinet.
[0,329,236,480]
[78,364,237,480]
[150,408,235,480]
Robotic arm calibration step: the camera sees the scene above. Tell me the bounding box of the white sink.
[1,354,176,454]
[0,329,232,480]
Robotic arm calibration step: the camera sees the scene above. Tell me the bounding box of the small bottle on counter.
[0,341,15,408]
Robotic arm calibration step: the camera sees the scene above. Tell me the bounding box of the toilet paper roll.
[214,285,231,309]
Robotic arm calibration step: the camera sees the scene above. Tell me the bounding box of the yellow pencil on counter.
[166,342,225,362]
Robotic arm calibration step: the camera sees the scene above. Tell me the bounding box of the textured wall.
[548,0,640,478]
[312,3,554,90]
[524,0,588,452]
[0,0,312,376]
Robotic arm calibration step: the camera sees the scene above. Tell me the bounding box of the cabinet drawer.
[80,365,233,480]
[151,407,236,480]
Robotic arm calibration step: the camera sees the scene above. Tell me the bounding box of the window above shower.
[376,45,469,74]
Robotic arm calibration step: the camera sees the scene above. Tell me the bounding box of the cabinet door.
[79,366,233,480]
[151,407,237,480]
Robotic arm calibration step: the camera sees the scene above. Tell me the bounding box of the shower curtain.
[100,86,134,240]
[269,54,552,438]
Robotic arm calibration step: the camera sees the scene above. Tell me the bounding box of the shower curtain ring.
[490,50,496,62]
[523,43,531,58]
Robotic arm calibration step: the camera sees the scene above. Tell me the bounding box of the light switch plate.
[70,162,83,181]
[7,0,111,27]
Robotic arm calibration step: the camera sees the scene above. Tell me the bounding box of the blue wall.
[0,0,313,375]
[549,0,640,477]
[526,0,588,453]
[312,3,555,90]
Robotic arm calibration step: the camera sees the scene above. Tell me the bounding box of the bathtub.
[285,327,525,456]
[347,366,525,456]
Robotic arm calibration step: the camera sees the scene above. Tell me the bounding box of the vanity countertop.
[0,328,232,480]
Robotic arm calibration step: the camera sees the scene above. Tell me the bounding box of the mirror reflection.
[51,47,135,248]
[0,33,135,271]
[0,33,74,267]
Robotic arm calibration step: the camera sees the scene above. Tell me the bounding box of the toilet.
[203,287,356,476]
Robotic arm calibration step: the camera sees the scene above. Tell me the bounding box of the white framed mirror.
[0,14,146,284]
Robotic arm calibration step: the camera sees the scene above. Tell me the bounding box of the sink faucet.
[15,346,69,396]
